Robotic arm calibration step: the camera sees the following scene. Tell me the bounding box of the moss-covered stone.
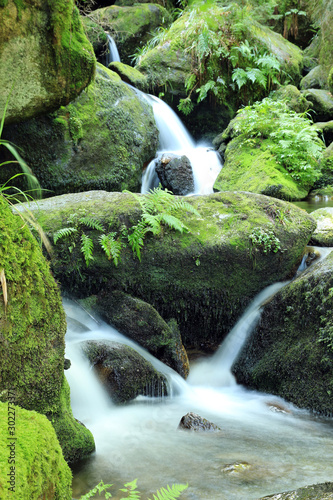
[301,89,333,121]
[213,135,309,201]
[270,85,311,114]
[84,3,172,65]
[233,250,333,415]
[95,289,189,377]
[300,65,328,90]
[0,0,96,125]
[309,207,333,246]
[108,61,148,89]
[0,196,94,462]
[0,402,72,499]
[1,64,158,195]
[24,190,316,348]
[82,340,168,403]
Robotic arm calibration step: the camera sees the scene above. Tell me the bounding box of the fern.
[53,226,78,244]
[148,483,189,500]
[79,216,105,232]
[81,233,94,266]
[119,479,141,500]
[99,233,122,266]
[159,213,188,233]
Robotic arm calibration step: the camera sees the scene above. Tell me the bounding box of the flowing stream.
[65,265,333,500]
[105,34,121,66]
[139,95,222,195]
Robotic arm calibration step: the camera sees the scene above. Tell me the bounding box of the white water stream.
[105,34,121,66]
[140,95,222,195]
[65,263,333,499]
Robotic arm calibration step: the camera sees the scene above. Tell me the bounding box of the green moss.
[0,0,9,7]
[108,61,148,89]
[214,136,308,201]
[30,190,316,348]
[0,402,72,499]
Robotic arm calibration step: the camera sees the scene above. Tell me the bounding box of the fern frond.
[119,479,141,500]
[79,216,105,232]
[81,233,94,267]
[171,200,200,216]
[159,213,188,233]
[148,483,188,500]
[53,227,78,244]
[142,213,162,235]
[99,233,122,266]
[127,222,147,261]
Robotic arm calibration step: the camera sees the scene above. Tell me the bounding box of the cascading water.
[65,262,333,500]
[141,95,222,195]
[105,34,121,66]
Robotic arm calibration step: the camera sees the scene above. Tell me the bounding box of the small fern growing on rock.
[79,479,188,500]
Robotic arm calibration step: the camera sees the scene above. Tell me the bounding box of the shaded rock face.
[82,340,168,404]
[95,290,189,378]
[178,412,221,432]
[0,0,95,125]
[233,250,333,415]
[1,65,158,195]
[155,153,195,195]
[28,190,316,349]
[302,89,333,121]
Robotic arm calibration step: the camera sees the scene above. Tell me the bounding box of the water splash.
[105,34,121,66]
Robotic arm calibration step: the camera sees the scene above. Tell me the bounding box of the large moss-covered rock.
[0,402,72,499]
[213,135,309,201]
[0,0,96,125]
[0,196,94,462]
[95,289,189,378]
[233,250,333,415]
[82,340,168,403]
[25,190,316,348]
[301,89,333,121]
[84,3,172,65]
[1,64,158,195]
[309,207,333,246]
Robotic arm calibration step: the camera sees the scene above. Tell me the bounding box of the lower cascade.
[64,278,333,500]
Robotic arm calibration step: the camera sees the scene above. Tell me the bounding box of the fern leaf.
[79,216,105,232]
[80,233,94,267]
[171,200,200,217]
[231,68,248,90]
[148,483,188,500]
[127,223,147,261]
[142,213,162,235]
[99,233,122,266]
[53,227,78,244]
[159,213,188,233]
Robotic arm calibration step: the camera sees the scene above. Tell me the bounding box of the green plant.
[124,186,200,261]
[232,98,325,186]
[53,186,200,265]
[79,479,188,499]
[131,27,168,66]
[53,213,122,267]
[249,226,281,254]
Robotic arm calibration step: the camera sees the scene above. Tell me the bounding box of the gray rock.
[155,153,195,195]
[178,412,221,432]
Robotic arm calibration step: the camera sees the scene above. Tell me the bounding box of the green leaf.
[99,233,122,266]
[81,233,94,267]
[53,227,78,244]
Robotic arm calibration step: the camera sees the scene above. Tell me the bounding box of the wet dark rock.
[178,412,221,432]
[155,153,195,195]
[95,290,189,378]
[259,482,333,499]
[82,340,168,404]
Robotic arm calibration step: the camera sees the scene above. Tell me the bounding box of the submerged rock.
[259,481,333,499]
[95,290,189,378]
[82,340,168,404]
[310,207,333,246]
[178,412,221,432]
[233,250,333,415]
[155,153,195,195]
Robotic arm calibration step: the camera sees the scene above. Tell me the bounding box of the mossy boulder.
[108,61,148,89]
[0,195,94,462]
[82,340,168,403]
[213,135,309,201]
[301,89,333,121]
[95,290,189,378]
[84,4,172,65]
[233,250,333,415]
[259,482,333,500]
[25,190,316,348]
[0,402,72,499]
[270,85,311,114]
[1,64,158,195]
[300,65,328,90]
[309,207,333,246]
[0,0,96,125]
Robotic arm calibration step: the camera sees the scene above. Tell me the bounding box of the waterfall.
[140,94,222,195]
[105,34,121,66]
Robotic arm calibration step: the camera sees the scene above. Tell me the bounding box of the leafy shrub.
[249,227,281,254]
[232,98,325,186]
